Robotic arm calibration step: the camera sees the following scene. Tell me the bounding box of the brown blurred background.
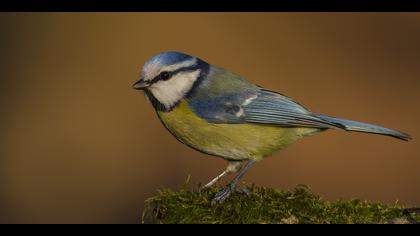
[0,13,419,223]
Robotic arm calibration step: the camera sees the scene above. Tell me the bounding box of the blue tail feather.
[314,114,411,141]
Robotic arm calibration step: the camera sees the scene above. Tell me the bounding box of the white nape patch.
[242,94,258,106]
[143,58,197,82]
[148,69,201,109]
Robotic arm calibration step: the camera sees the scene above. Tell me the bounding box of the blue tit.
[133,51,411,204]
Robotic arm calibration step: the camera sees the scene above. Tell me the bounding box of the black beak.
[132,78,149,90]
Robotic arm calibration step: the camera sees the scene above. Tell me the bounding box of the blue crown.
[146,51,194,66]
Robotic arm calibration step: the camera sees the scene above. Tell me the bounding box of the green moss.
[142,184,419,224]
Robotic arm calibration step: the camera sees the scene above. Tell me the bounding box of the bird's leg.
[201,171,228,190]
[212,160,256,205]
[200,161,242,190]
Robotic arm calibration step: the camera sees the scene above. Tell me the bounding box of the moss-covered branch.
[142,184,420,224]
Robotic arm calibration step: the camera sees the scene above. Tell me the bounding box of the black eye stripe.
[150,65,198,85]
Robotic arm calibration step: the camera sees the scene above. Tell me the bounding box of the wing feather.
[242,89,344,129]
[189,88,344,129]
[187,67,344,129]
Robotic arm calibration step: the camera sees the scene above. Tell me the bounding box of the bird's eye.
[160,71,171,80]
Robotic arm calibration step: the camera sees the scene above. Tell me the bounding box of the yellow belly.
[157,100,319,161]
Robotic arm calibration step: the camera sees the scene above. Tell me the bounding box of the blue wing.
[187,66,343,129]
[242,89,344,129]
[187,67,409,140]
[188,74,343,129]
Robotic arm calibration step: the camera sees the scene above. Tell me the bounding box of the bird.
[133,51,411,204]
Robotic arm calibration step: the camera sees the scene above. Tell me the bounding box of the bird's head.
[133,51,209,111]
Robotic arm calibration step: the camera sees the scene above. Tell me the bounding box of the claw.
[210,160,256,205]
[211,185,234,205]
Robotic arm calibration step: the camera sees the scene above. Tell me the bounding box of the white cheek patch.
[149,69,201,109]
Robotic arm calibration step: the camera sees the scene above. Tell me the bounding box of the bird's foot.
[211,185,234,205]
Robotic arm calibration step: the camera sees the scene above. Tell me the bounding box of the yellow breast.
[157,100,318,161]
